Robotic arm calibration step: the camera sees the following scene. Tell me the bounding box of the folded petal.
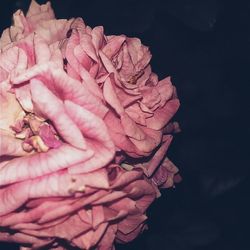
[0,144,93,186]
[12,63,108,118]
[30,79,86,150]
[145,99,180,130]
[102,35,126,59]
[65,101,115,173]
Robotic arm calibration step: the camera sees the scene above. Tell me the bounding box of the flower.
[61,18,180,157]
[0,1,180,249]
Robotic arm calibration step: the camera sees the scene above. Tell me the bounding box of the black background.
[0,0,250,249]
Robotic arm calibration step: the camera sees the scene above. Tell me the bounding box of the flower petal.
[30,79,86,150]
[0,144,93,186]
[65,101,115,173]
[146,99,180,130]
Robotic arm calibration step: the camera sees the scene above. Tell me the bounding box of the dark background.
[1,0,250,249]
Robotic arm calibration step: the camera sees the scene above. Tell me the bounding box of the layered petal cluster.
[0,1,180,249]
[0,165,156,250]
[60,16,180,157]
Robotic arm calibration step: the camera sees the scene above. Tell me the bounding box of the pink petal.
[145,98,180,130]
[17,36,36,67]
[14,84,34,112]
[116,222,145,243]
[73,229,93,250]
[0,132,28,156]
[117,214,147,235]
[102,35,126,59]
[65,101,115,173]
[109,197,138,215]
[38,190,108,224]
[0,231,52,246]
[0,199,72,226]
[126,37,152,70]
[78,208,92,225]
[12,10,29,34]
[103,77,124,115]
[74,44,92,70]
[142,135,173,177]
[91,26,104,51]
[93,191,126,205]
[0,46,19,72]
[157,76,174,107]
[34,34,51,64]
[92,205,105,228]
[12,216,69,231]
[30,79,86,150]
[98,224,117,250]
[99,51,120,80]
[127,181,156,213]
[13,47,28,75]
[26,1,55,30]
[119,44,135,80]
[0,144,93,186]
[104,111,144,157]
[0,181,29,216]
[111,169,143,189]
[78,65,103,100]
[0,28,12,50]
[121,112,162,153]
[79,33,98,61]
[90,222,109,247]
[152,157,179,187]
[12,64,108,118]
[39,124,62,148]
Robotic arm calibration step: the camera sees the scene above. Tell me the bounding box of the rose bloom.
[0,1,180,249]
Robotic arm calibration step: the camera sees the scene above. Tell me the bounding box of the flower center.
[11,113,62,153]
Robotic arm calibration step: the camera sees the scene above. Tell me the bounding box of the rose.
[50,9,181,183]
[62,19,180,158]
[0,1,180,249]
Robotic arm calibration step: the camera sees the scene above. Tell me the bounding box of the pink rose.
[0,1,180,249]
[62,19,180,158]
